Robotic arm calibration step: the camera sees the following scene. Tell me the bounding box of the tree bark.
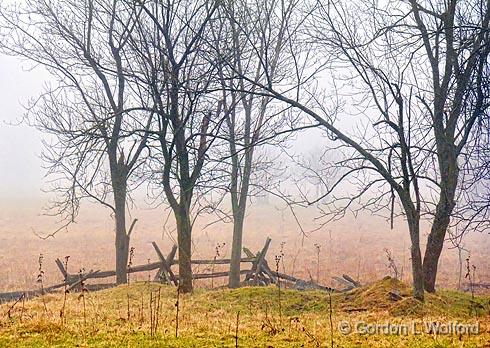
[400,199,424,301]
[114,179,129,285]
[175,206,193,293]
[423,217,449,293]
[407,217,424,301]
[410,240,424,301]
[226,101,254,289]
[422,193,454,292]
[227,145,252,288]
[229,209,245,288]
[423,156,458,292]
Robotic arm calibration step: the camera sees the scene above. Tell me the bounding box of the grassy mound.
[389,297,432,317]
[0,279,488,347]
[339,276,410,311]
[336,276,490,318]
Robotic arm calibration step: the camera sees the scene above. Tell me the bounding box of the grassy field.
[0,277,489,347]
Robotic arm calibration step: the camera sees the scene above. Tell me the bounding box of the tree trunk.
[228,210,245,288]
[423,152,458,293]
[423,214,450,293]
[406,211,424,301]
[114,182,129,285]
[227,156,252,289]
[410,239,425,301]
[176,207,193,293]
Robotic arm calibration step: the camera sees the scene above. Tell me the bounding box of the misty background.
[0,52,488,292]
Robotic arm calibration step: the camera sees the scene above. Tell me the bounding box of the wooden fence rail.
[54,239,263,287]
[1,237,347,303]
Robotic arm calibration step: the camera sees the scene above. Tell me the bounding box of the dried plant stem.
[275,254,283,328]
[211,256,216,289]
[78,270,87,327]
[465,257,478,316]
[147,259,151,283]
[21,294,25,322]
[60,256,70,325]
[82,293,86,326]
[175,286,180,338]
[37,254,48,314]
[60,289,68,325]
[155,288,161,335]
[328,290,334,348]
[235,311,240,348]
[127,293,131,322]
[277,277,282,327]
[127,247,135,323]
[314,244,321,284]
[458,247,464,290]
[40,283,48,314]
[150,291,154,337]
[211,243,225,289]
[384,248,399,280]
[139,291,144,327]
[5,293,25,319]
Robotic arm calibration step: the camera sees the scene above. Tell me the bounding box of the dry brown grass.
[1,279,489,347]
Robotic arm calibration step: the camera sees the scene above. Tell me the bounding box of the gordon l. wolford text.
[339,320,480,335]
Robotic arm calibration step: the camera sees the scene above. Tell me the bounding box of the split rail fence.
[0,237,359,303]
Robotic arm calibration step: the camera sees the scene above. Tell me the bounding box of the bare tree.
[0,0,152,284]
[225,0,490,300]
[226,0,426,300]
[407,0,490,292]
[213,0,302,288]
[453,111,490,235]
[132,0,226,293]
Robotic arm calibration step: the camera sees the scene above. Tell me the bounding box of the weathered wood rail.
[463,282,490,290]
[0,282,113,303]
[1,237,354,303]
[55,240,258,286]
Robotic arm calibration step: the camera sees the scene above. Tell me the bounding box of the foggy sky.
[0,55,47,201]
[0,54,327,203]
